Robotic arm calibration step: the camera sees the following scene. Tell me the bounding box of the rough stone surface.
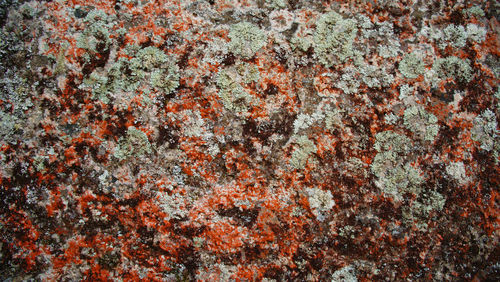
[0,1,499,280]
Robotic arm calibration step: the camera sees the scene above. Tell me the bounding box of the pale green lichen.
[113,126,153,160]
[358,63,394,88]
[76,10,115,57]
[335,66,360,94]
[402,190,446,230]
[432,56,473,82]
[81,71,110,103]
[290,135,317,169]
[228,22,267,58]
[130,46,169,73]
[0,110,21,145]
[373,130,412,153]
[265,0,287,9]
[445,161,469,185]
[216,62,259,113]
[371,131,424,201]
[464,5,485,17]
[403,105,439,142]
[399,52,425,79]
[82,46,179,103]
[466,24,487,44]
[314,11,358,67]
[471,109,498,152]
[305,187,335,222]
[150,67,180,94]
[442,24,467,49]
[331,265,358,282]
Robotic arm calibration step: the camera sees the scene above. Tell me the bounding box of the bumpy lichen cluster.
[290,135,317,169]
[228,22,267,59]
[113,126,153,160]
[399,52,426,79]
[216,62,259,113]
[371,131,424,201]
[403,105,440,142]
[313,11,358,67]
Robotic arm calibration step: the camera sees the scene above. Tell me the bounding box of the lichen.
[471,109,498,152]
[331,265,358,282]
[403,105,439,142]
[150,67,180,94]
[113,126,153,161]
[76,10,115,58]
[399,52,425,79]
[216,62,259,113]
[305,187,335,222]
[442,24,467,49]
[290,135,317,169]
[228,22,267,59]
[371,131,424,201]
[445,161,470,185]
[402,190,446,230]
[313,11,358,67]
[432,56,473,82]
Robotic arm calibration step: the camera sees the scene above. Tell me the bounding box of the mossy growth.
[228,22,267,58]
[314,11,358,67]
[432,56,473,83]
[403,105,439,142]
[399,52,425,79]
[113,126,153,161]
[290,135,317,169]
[371,131,424,201]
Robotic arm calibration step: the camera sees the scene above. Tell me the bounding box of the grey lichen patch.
[290,135,317,169]
[432,56,473,83]
[0,74,34,145]
[464,5,485,17]
[331,265,358,282]
[113,126,153,161]
[358,63,394,89]
[216,62,259,113]
[403,105,439,142]
[399,52,425,79]
[77,10,116,58]
[228,22,267,58]
[130,46,169,73]
[81,71,110,103]
[442,24,467,49]
[156,189,189,220]
[445,161,470,185]
[335,66,360,94]
[471,109,499,152]
[402,190,446,230]
[371,131,424,201]
[0,110,22,145]
[150,67,180,94]
[265,0,287,10]
[373,130,412,153]
[465,24,487,44]
[313,11,358,67]
[82,46,179,104]
[305,187,335,222]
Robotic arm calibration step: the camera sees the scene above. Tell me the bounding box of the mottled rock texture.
[0,0,499,280]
